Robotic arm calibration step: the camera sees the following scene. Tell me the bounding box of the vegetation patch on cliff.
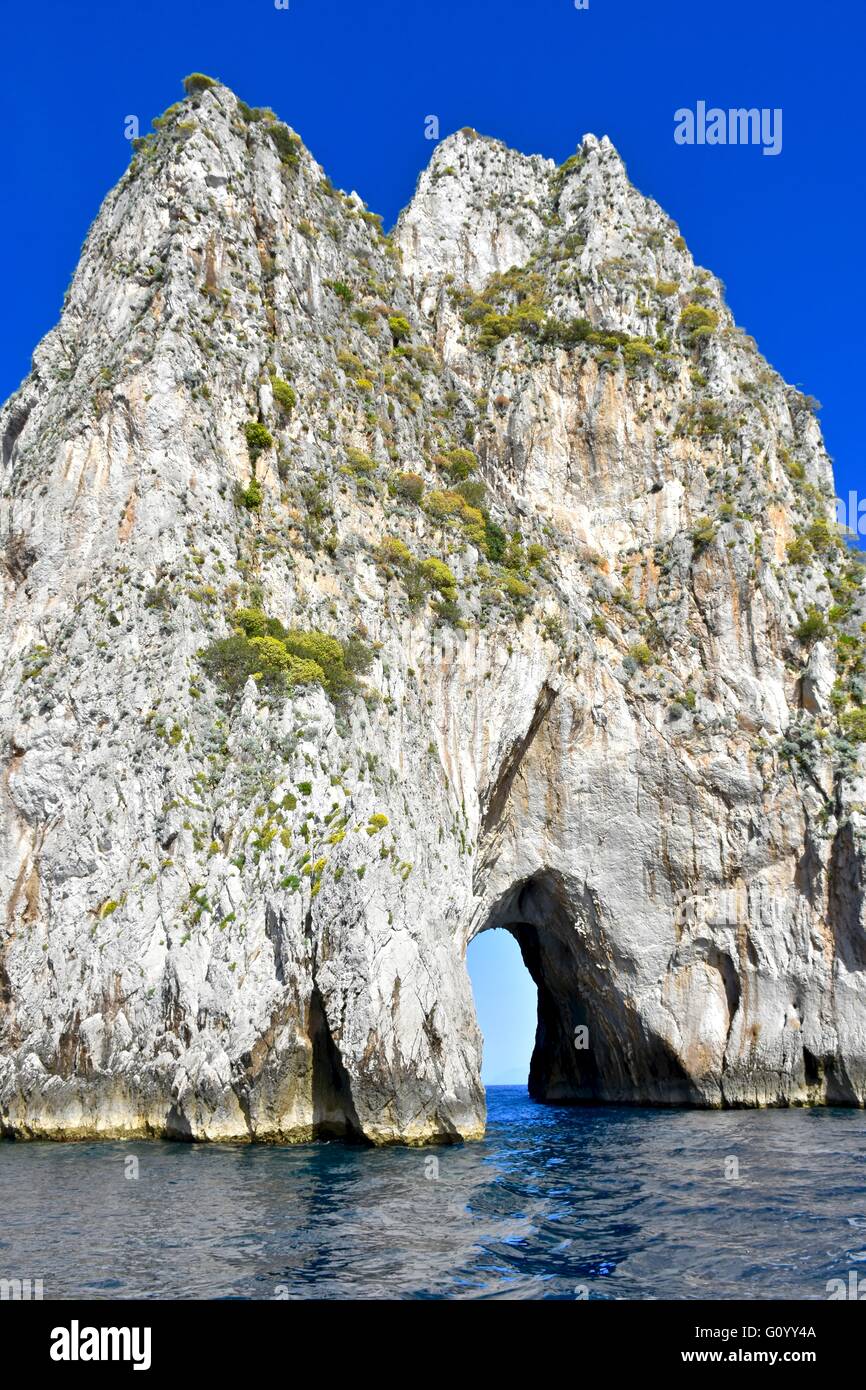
[200,608,372,703]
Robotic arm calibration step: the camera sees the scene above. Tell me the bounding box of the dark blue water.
[2,1088,866,1299]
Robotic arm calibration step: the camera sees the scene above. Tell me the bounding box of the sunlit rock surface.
[1,82,865,1142]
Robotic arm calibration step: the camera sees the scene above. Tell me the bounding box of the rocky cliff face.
[2,78,865,1143]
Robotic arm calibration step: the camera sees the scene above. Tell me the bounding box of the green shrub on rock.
[388,315,412,343]
[233,607,290,639]
[247,636,325,686]
[324,279,353,303]
[691,516,716,552]
[390,471,424,503]
[270,377,297,415]
[840,708,866,743]
[235,477,264,510]
[200,635,268,696]
[283,629,344,675]
[541,315,593,347]
[424,489,486,548]
[805,517,841,556]
[425,490,461,522]
[679,303,718,347]
[628,641,653,667]
[234,607,269,637]
[420,557,457,599]
[483,518,507,562]
[202,610,366,704]
[795,607,829,646]
[438,448,477,481]
[183,73,219,95]
[268,123,301,168]
[345,446,379,476]
[376,536,414,571]
[243,421,273,463]
[501,572,532,606]
[455,479,487,510]
[623,338,655,370]
[786,536,813,566]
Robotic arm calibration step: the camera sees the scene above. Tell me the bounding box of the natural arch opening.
[469,869,695,1105]
[466,928,536,1087]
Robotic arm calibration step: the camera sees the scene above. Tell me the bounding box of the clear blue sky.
[468,931,537,1085]
[1,0,863,1081]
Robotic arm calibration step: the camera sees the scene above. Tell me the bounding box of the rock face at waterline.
[1,77,865,1143]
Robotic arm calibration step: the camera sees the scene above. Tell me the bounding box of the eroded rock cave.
[473,871,696,1106]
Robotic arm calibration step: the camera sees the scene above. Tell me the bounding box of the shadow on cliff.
[473,869,697,1106]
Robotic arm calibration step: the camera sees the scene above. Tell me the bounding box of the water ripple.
[1,1088,865,1298]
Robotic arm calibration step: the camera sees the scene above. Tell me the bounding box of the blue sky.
[1,0,863,1081]
[468,931,538,1084]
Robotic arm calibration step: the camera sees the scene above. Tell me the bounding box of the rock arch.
[471,869,695,1105]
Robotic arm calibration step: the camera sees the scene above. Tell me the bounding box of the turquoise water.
[2,1087,865,1299]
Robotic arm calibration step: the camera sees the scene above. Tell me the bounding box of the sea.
[2,1086,865,1300]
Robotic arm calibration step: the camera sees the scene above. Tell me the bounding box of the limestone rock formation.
[2,79,865,1142]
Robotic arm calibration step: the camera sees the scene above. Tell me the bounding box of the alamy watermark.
[0,1276,43,1300]
[50,1321,151,1371]
[675,102,782,157]
[827,1272,866,1300]
[835,491,866,542]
